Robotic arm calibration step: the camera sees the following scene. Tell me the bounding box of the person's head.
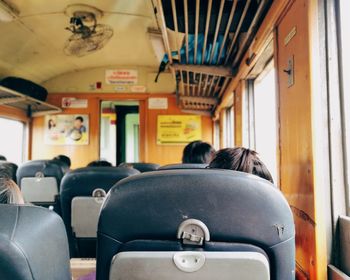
[209,147,274,183]
[53,155,71,168]
[74,116,84,129]
[182,140,215,164]
[48,119,55,129]
[0,155,7,161]
[87,160,112,167]
[118,162,134,169]
[0,170,24,204]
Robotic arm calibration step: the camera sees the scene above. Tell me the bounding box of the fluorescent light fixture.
[0,0,18,22]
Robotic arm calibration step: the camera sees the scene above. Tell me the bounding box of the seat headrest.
[60,167,140,197]
[0,161,18,182]
[17,160,64,187]
[158,163,208,170]
[99,169,294,247]
[0,204,71,280]
[124,163,160,172]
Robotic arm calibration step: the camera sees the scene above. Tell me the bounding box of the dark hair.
[48,119,55,129]
[0,169,24,204]
[75,116,84,122]
[182,140,215,164]
[87,160,112,167]
[209,147,274,183]
[0,155,7,161]
[53,155,71,168]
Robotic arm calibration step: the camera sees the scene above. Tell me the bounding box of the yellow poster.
[157,115,202,144]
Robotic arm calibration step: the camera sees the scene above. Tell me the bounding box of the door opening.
[100,101,139,166]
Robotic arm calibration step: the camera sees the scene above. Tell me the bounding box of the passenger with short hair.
[0,170,24,204]
[209,147,274,183]
[0,155,6,161]
[118,162,134,169]
[182,140,215,164]
[87,160,112,167]
[53,154,71,168]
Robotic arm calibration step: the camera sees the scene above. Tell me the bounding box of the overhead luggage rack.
[0,86,61,117]
[155,0,273,115]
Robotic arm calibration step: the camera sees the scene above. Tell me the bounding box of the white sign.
[105,69,138,85]
[62,98,88,108]
[114,86,126,92]
[131,85,147,93]
[148,98,168,109]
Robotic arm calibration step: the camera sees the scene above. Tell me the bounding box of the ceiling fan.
[63,4,113,57]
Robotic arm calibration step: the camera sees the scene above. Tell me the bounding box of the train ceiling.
[155,0,273,114]
[0,0,160,83]
[0,0,272,114]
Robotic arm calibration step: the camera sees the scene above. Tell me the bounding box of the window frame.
[337,0,350,216]
[225,105,235,148]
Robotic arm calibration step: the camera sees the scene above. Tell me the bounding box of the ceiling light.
[0,0,19,22]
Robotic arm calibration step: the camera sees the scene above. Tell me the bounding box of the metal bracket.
[177,219,210,246]
[283,55,294,88]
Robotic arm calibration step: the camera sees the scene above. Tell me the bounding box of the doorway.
[100,101,140,166]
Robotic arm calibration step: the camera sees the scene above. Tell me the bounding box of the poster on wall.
[157,115,202,144]
[45,114,89,145]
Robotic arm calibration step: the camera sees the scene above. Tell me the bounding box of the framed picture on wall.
[44,114,89,145]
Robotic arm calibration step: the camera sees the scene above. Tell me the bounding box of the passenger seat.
[60,166,140,257]
[119,162,160,172]
[158,163,208,170]
[16,159,64,213]
[0,204,71,280]
[97,169,295,280]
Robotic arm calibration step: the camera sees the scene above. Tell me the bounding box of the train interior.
[0,0,349,279]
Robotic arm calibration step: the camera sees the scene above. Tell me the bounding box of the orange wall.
[31,95,100,169]
[31,94,213,168]
[144,97,213,165]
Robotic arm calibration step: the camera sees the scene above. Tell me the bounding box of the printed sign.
[148,98,168,109]
[157,115,202,144]
[105,69,138,85]
[62,98,88,108]
[45,115,89,145]
[130,85,147,93]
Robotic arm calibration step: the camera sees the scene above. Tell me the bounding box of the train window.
[225,106,235,148]
[0,117,25,165]
[125,113,140,163]
[339,0,350,212]
[100,101,140,165]
[253,62,278,183]
[213,120,220,150]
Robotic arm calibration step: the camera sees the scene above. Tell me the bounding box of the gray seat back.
[16,160,64,211]
[120,163,160,172]
[0,204,71,280]
[60,166,140,257]
[158,163,208,170]
[97,169,295,280]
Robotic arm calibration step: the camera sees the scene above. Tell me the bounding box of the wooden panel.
[144,96,213,165]
[31,95,100,169]
[0,104,28,122]
[31,94,213,168]
[277,0,318,279]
